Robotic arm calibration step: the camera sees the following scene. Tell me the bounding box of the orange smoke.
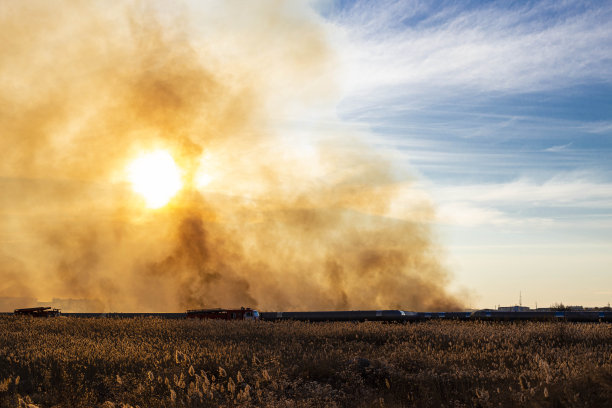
[0,0,463,312]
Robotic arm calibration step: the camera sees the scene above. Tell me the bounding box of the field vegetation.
[0,317,611,407]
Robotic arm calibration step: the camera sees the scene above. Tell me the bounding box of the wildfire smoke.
[0,0,462,312]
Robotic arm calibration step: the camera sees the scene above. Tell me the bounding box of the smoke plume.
[0,0,463,312]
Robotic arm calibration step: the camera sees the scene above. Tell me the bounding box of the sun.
[127,150,183,209]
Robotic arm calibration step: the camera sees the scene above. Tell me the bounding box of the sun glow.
[127,150,182,209]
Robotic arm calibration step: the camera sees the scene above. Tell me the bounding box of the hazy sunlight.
[127,150,182,209]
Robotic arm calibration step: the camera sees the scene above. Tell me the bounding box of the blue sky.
[314,0,612,307]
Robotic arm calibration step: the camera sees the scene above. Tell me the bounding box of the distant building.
[497,306,530,312]
[549,303,585,311]
[525,305,593,312]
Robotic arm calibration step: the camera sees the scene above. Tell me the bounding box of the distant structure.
[497,304,591,312]
[498,305,530,312]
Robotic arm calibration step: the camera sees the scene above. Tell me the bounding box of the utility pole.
[519,291,522,307]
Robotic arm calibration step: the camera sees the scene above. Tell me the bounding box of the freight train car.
[259,310,417,322]
[63,313,186,319]
[186,307,260,320]
[470,310,612,322]
[14,307,61,317]
[413,311,472,320]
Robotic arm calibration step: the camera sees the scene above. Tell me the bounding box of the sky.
[313,0,612,308]
[1,0,610,312]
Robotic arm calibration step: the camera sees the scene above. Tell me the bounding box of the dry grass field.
[0,317,611,407]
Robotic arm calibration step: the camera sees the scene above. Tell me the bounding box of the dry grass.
[0,317,611,407]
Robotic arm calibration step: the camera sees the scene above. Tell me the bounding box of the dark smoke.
[0,0,464,312]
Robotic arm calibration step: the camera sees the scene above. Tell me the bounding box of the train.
[7,308,612,322]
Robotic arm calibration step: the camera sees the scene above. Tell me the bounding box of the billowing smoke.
[0,0,463,312]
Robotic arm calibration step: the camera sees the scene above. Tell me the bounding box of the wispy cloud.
[327,0,612,103]
[432,177,612,207]
[435,201,554,227]
[427,175,612,227]
[579,121,612,135]
[544,142,573,152]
